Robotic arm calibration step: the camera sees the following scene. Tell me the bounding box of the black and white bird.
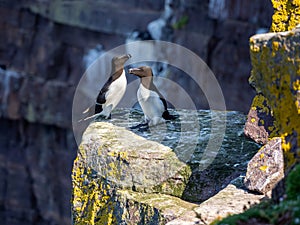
[81,54,131,121]
[129,66,175,126]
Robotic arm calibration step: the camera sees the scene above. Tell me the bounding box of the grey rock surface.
[72,119,266,224]
[80,122,191,196]
[244,137,284,194]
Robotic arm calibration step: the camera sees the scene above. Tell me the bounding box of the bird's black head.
[111,54,131,72]
[128,66,153,78]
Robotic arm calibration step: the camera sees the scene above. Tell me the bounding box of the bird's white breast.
[102,70,127,114]
[137,84,165,125]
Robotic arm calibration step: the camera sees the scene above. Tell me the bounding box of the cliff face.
[0,0,273,111]
[0,1,273,224]
[0,119,76,225]
[215,4,300,221]
[244,0,300,176]
[71,111,261,225]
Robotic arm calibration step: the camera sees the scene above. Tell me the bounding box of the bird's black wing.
[150,83,168,110]
[160,97,177,120]
[150,83,176,120]
[94,69,123,114]
[95,77,113,113]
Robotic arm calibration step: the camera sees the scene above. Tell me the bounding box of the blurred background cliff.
[0,1,273,224]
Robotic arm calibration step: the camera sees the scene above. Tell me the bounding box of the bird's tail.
[77,105,94,122]
[77,104,111,122]
[162,110,179,120]
[82,106,91,114]
[77,113,101,122]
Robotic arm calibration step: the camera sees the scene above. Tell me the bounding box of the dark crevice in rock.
[25,163,43,224]
[206,19,220,69]
[0,166,8,222]
[0,64,6,70]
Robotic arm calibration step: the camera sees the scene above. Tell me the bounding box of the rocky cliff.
[70,1,300,224]
[215,1,300,223]
[71,111,263,224]
[0,1,273,224]
[244,1,300,195]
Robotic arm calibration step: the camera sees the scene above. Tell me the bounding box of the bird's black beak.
[119,54,131,61]
[129,68,142,74]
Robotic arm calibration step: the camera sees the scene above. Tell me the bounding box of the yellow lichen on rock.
[71,122,196,224]
[293,79,300,90]
[271,0,300,32]
[71,156,116,225]
[248,26,300,170]
[272,40,280,51]
[251,94,271,115]
[259,165,268,171]
[244,93,276,144]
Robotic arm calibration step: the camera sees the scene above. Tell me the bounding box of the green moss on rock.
[286,164,300,200]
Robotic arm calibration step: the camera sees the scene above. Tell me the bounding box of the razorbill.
[129,65,175,126]
[81,54,131,121]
